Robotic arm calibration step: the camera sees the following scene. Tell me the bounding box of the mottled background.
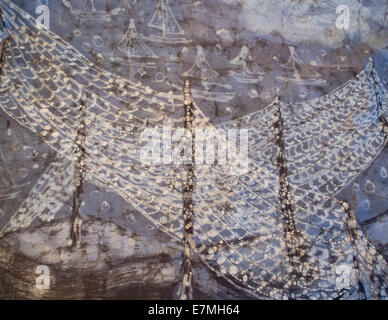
[0,0,387,299]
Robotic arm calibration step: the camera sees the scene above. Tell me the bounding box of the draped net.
[0,0,387,299]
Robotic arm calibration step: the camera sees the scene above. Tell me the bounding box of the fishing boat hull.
[229,71,263,84]
[191,88,235,103]
[143,35,192,44]
[276,75,327,86]
[62,0,125,21]
[170,83,235,103]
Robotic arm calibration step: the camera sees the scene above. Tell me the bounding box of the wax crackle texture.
[0,0,387,299]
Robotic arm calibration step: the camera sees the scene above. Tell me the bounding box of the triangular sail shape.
[147,0,184,37]
[277,46,326,86]
[229,45,265,83]
[114,19,158,59]
[182,45,220,81]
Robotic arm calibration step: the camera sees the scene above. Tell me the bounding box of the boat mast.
[288,46,301,81]
[160,0,167,38]
[89,0,96,12]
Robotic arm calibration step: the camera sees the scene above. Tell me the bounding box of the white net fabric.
[0,0,387,299]
[0,0,189,241]
[192,69,388,299]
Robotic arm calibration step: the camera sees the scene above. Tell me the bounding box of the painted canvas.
[0,0,387,300]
